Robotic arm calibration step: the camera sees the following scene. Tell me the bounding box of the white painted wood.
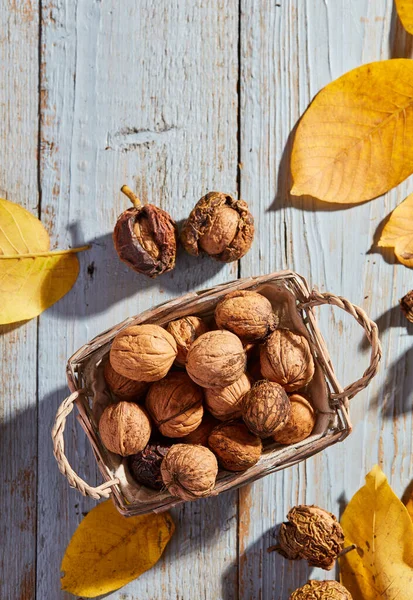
[239,1,413,598]
[0,2,39,599]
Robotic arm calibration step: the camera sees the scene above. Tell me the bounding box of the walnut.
[113,185,178,278]
[180,412,219,446]
[290,581,352,600]
[242,380,290,438]
[127,442,171,490]
[166,316,208,367]
[186,330,247,388]
[277,505,344,570]
[205,373,251,421]
[208,421,262,471]
[400,290,413,323]
[260,329,315,392]
[273,394,316,444]
[98,402,151,456]
[145,372,204,438]
[215,291,277,341]
[110,324,177,382]
[103,360,149,401]
[160,444,218,500]
[180,191,254,263]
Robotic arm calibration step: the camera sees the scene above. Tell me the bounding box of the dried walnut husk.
[205,373,251,421]
[99,402,151,456]
[166,316,208,367]
[113,186,177,278]
[186,330,247,388]
[277,505,344,570]
[128,442,171,490]
[208,421,262,472]
[260,328,315,392]
[104,360,149,401]
[215,290,277,341]
[161,444,218,500]
[180,191,254,262]
[181,412,219,446]
[145,372,204,438]
[273,394,315,445]
[290,580,352,600]
[110,324,177,382]
[242,380,291,438]
[400,290,413,323]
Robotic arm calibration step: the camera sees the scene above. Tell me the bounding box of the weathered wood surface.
[1,1,413,599]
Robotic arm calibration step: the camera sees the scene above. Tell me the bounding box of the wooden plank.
[36,1,239,598]
[238,0,413,598]
[0,2,39,599]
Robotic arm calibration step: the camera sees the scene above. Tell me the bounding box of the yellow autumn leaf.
[396,0,413,34]
[406,493,413,521]
[0,198,88,324]
[291,59,413,204]
[339,465,413,600]
[378,193,413,267]
[61,500,175,597]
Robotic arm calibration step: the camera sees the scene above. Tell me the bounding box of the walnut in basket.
[242,380,290,438]
[208,421,262,472]
[128,442,171,490]
[260,329,315,392]
[215,290,278,341]
[145,372,203,438]
[110,324,177,382]
[186,330,246,388]
[273,394,316,445]
[161,444,218,500]
[180,412,219,446]
[205,373,251,421]
[104,360,149,401]
[166,316,208,367]
[99,402,151,456]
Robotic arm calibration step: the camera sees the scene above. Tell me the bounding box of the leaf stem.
[338,544,357,558]
[0,245,90,259]
[121,185,141,208]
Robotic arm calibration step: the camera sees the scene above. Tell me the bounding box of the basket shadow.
[369,346,413,419]
[358,305,413,353]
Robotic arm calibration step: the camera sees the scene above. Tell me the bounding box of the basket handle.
[298,291,382,401]
[52,390,119,499]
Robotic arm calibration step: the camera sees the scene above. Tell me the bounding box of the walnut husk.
[215,290,278,341]
[160,444,218,500]
[260,328,315,392]
[277,505,344,570]
[128,442,171,490]
[186,330,247,388]
[98,402,151,456]
[104,360,149,401]
[208,421,262,471]
[145,372,204,438]
[180,191,254,262]
[242,380,291,438]
[166,316,208,366]
[180,412,219,446]
[205,373,251,421]
[289,580,352,600]
[110,324,177,382]
[273,394,316,444]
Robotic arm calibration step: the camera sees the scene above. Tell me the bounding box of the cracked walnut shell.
[205,373,251,421]
[145,372,204,438]
[208,421,262,472]
[161,444,218,500]
[104,360,149,401]
[98,402,151,456]
[215,290,278,341]
[110,324,177,382]
[128,442,171,490]
[242,380,291,438]
[186,330,247,388]
[180,191,254,262]
[290,580,352,600]
[166,316,208,367]
[277,505,344,570]
[273,394,315,445]
[260,328,315,392]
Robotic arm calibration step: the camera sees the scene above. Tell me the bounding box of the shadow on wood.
[369,346,413,419]
[389,1,413,59]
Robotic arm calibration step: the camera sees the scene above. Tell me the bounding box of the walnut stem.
[121,185,141,208]
[337,544,357,558]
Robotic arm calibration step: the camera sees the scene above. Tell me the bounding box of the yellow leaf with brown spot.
[396,0,413,34]
[339,465,413,600]
[61,500,175,598]
[0,198,88,324]
[291,60,413,204]
[378,193,413,267]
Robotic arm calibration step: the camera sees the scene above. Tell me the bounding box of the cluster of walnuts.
[98,290,317,501]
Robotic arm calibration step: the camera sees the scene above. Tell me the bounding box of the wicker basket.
[52,270,381,516]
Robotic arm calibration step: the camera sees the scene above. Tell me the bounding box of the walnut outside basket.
[52,271,381,516]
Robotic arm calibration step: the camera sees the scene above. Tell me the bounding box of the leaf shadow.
[389,1,413,59]
[365,212,397,266]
